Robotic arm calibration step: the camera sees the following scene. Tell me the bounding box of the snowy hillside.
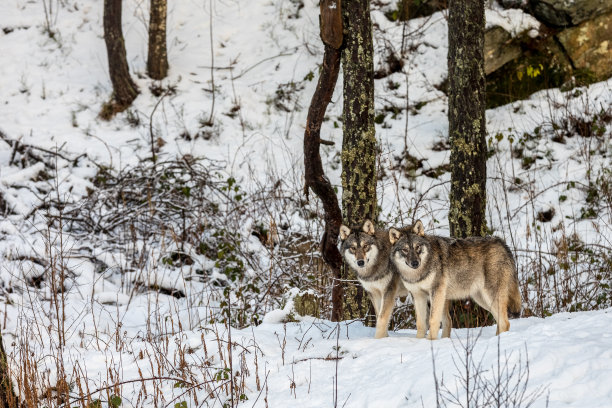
[0,0,611,407]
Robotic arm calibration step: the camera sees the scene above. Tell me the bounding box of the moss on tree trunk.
[102,0,138,117]
[341,0,376,320]
[447,0,493,328]
[448,0,487,239]
[147,0,169,80]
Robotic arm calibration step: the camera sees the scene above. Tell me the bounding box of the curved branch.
[303,44,343,321]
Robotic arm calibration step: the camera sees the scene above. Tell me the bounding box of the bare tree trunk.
[341,0,376,320]
[0,330,18,408]
[147,0,169,80]
[102,0,138,118]
[447,0,492,328]
[304,0,343,321]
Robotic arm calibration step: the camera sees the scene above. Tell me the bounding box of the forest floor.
[0,0,610,406]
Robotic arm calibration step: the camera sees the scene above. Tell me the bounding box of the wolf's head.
[389,220,430,280]
[339,220,380,274]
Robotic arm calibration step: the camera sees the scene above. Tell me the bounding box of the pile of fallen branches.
[40,154,334,325]
[56,156,228,245]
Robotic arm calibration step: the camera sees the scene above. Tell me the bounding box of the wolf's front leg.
[374,287,397,339]
[412,291,429,338]
[368,291,387,338]
[428,285,448,340]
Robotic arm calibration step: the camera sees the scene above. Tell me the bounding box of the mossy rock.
[557,12,612,80]
[529,0,612,27]
[484,26,522,75]
[293,293,320,318]
[486,35,572,108]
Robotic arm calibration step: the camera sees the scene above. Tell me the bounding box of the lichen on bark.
[447,0,492,328]
[340,0,377,321]
[147,0,169,80]
[448,0,487,240]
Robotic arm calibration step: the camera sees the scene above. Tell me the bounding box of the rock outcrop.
[557,11,612,79]
[484,10,612,107]
[529,0,612,27]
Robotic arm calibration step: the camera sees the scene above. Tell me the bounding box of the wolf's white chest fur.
[359,273,392,295]
[401,271,435,294]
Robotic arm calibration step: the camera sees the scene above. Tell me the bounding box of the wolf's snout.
[357,259,365,267]
[410,260,420,268]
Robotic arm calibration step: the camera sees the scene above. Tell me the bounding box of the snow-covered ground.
[236,308,612,407]
[1,0,611,406]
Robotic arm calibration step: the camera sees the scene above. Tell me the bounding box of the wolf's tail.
[508,270,522,318]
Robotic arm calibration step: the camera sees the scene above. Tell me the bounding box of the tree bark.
[447,0,492,328]
[341,0,376,320]
[102,0,138,117]
[147,0,169,80]
[448,0,487,239]
[0,330,18,408]
[304,0,344,322]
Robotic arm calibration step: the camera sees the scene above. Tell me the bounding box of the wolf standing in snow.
[339,220,408,338]
[389,220,521,340]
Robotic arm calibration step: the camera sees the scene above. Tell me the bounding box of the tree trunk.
[102,0,138,117]
[447,0,492,328]
[0,330,18,408]
[147,0,168,80]
[341,0,376,320]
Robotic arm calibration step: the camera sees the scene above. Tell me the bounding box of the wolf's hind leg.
[441,300,451,338]
[477,290,510,335]
[491,296,510,335]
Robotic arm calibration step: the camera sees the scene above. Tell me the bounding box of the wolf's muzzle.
[409,260,420,269]
[357,260,365,267]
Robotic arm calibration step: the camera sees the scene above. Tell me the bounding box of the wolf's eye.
[401,248,409,255]
[349,247,356,253]
[363,244,370,251]
[415,245,421,253]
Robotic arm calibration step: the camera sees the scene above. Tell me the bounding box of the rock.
[293,292,320,318]
[385,0,447,21]
[558,12,612,80]
[486,32,573,108]
[529,0,612,27]
[500,0,528,9]
[485,26,523,74]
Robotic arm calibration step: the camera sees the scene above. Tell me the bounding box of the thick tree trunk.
[447,0,492,328]
[0,330,18,408]
[341,0,376,320]
[448,0,487,239]
[147,0,168,79]
[102,0,138,117]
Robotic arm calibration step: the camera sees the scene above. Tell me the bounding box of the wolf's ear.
[412,220,425,236]
[389,228,401,244]
[362,219,375,235]
[339,225,351,241]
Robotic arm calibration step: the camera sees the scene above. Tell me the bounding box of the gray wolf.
[389,220,521,340]
[340,220,408,338]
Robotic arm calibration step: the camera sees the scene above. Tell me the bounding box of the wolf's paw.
[374,331,389,339]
